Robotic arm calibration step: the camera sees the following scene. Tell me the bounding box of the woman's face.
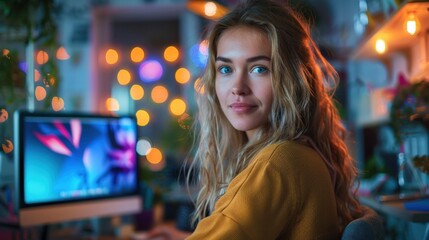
[215,26,273,139]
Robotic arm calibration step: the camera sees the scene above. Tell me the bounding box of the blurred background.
[1,0,429,239]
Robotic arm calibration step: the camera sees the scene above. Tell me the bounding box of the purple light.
[139,60,163,83]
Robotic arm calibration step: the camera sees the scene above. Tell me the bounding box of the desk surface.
[360,195,429,223]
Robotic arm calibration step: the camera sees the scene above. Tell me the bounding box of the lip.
[229,102,257,113]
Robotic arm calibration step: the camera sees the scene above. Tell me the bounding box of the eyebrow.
[215,55,271,63]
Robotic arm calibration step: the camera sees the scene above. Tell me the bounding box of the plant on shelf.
[390,79,429,174]
[0,0,61,156]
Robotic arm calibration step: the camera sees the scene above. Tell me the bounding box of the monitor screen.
[14,111,142,227]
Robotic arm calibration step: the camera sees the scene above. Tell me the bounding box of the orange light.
[406,13,419,35]
[35,86,47,101]
[136,109,150,126]
[0,109,8,123]
[106,97,120,111]
[36,50,49,65]
[52,97,65,111]
[105,49,119,65]
[164,46,180,62]
[1,139,13,154]
[194,78,205,94]
[56,46,70,60]
[146,147,162,164]
[34,69,41,82]
[187,0,228,20]
[130,84,144,100]
[130,47,145,63]
[117,69,131,85]
[3,49,10,55]
[169,98,187,116]
[175,67,191,84]
[151,85,169,104]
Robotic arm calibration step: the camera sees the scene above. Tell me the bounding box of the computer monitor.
[13,111,142,227]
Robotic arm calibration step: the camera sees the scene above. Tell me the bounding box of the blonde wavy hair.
[187,0,362,231]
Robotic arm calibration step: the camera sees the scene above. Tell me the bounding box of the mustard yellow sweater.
[187,141,340,240]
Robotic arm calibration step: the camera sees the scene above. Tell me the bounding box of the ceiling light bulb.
[406,13,419,35]
[375,39,386,54]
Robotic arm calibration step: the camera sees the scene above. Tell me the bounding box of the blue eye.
[218,66,232,74]
[251,66,268,74]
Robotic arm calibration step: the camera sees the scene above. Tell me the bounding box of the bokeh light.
[130,84,144,100]
[175,67,191,84]
[199,39,209,56]
[139,59,163,82]
[169,98,187,116]
[136,109,150,126]
[151,85,169,104]
[164,46,179,62]
[106,97,120,111]
[105,49,119,65]
[189,43,208,68]
[117,69,131,85]
[36,50,49,65]
[3,49,9,55]
[56,46,70,60]
[0,109,8,123]
[1,139,13,154]
[204,2,217,17]
[34,69,41,82]
[137,138,152,156]
[146,147,162,164]
[130,47,145,63]
[35,86,47,101]
[194,78,205,94]
[51,96,65,111]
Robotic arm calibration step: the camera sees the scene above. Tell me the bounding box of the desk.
[360,195,429,239]
[360,195,429,223]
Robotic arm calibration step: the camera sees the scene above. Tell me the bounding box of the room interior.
[1,0,429,239]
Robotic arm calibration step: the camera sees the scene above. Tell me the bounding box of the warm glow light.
[130,84,144,100]
[3,49,10,55]
[52,97,65,111]
[0,109,8,123]
[169,98,187,116]
[136,109,150,126]
[151,85,169,104]
[131,47,145,63]
[106,97,120,111]
[146,147,162,164]
[204,1,217,17]
[137,139,152,156]
[175,67,191,84]
[43,74,56,87]
[406,13,419,35]
[164,46,180,62]
[56,46,70,60]
[34,69,41,82]
[35,86,47,101]
[36,50,49,65]
[1,139,13,154]
[194,78,205,94]
[105,49,119,65]
[375,39,386,54]
[117,69,131,85]
[199,40,209,56]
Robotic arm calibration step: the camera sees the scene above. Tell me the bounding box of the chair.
[341,206,384,240]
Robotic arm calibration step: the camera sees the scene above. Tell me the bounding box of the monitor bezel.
[14,110,142,226]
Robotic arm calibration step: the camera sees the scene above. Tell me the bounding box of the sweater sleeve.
[187,143,305,240]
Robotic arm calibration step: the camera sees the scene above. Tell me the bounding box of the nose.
[231,72,250,96]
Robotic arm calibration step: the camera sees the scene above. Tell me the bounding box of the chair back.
[341,206,384,240]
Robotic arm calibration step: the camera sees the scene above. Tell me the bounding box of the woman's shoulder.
[254,140,324,170]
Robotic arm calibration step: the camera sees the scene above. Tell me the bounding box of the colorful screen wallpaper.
[23,116,138,205]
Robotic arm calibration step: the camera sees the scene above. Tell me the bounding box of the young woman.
[146,0,362,239]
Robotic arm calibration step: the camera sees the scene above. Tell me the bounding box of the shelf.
[352,0,429,60]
